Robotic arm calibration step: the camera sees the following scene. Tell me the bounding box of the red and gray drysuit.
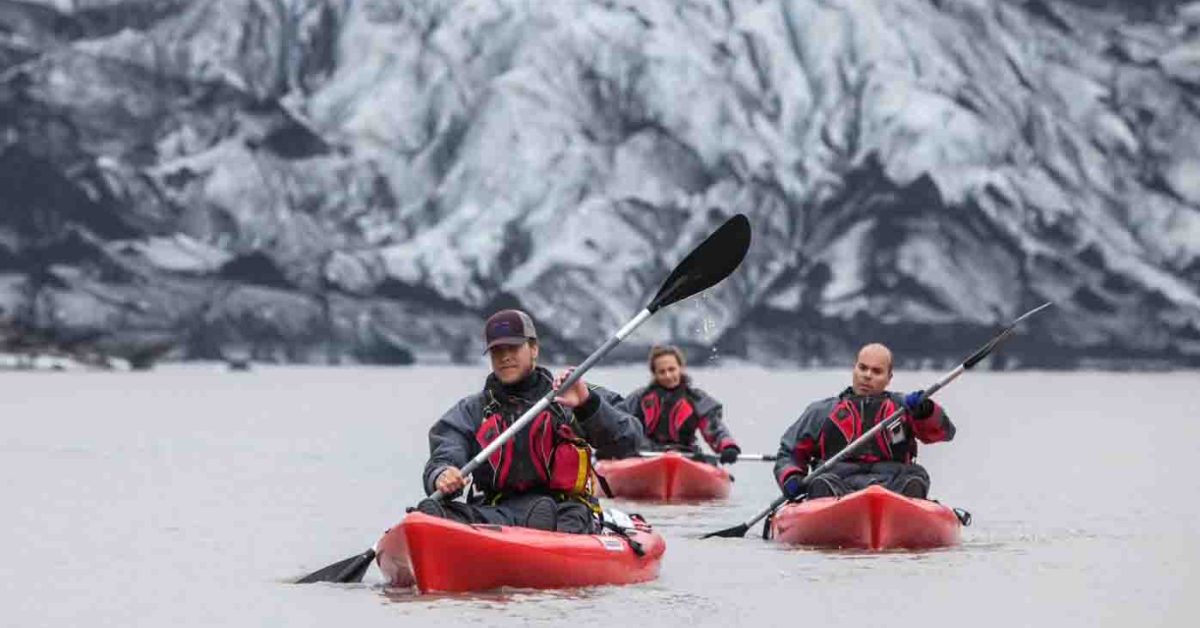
[423,366,644,533]
[773,387,956,499]
[614,377,740,459]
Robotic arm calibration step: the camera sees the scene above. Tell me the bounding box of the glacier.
[1,0,1198,368]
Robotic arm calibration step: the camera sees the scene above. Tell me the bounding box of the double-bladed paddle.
[700,301,1053,540]
[296,213,752,584]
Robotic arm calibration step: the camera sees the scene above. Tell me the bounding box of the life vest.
[474,392,594,498]
[816,394,917,464]
[640,386,699,447]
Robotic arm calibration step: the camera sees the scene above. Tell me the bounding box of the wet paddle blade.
[648,214,751,312]
[700,523,750,539]
[295,548,376,584]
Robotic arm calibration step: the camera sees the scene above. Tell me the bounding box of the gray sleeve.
[576,385,650,458]
[690,387,737,452]
[616,385,648,418]
[889,392,957,444]
[772,400,828,487]
[422,396,481,496]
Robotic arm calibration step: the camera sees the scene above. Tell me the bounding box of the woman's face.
[652,355,684,389]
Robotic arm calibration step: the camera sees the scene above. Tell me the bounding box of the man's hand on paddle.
[552,367,590,408]
[435,467,467,496]
[904,389,934,419]
[782,475,805,500]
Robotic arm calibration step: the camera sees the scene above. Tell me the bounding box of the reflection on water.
[777,545,967,559]
[380,584,602,606]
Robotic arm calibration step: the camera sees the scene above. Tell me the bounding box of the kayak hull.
[375,512,666,592]
[596,453,731,501]
[769,485,961,550]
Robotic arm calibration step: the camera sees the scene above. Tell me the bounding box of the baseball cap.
[484,309,538,352]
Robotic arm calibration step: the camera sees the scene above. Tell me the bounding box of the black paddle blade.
[700,523,750,539]
[295,548,376,584]
[648,214,752,312]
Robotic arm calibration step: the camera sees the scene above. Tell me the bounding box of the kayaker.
[416,309,645,533]
[773,343,956,500]
[614,345,741,464]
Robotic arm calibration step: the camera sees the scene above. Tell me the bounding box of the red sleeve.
[910,401,956,444]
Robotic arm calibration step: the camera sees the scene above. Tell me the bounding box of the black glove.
[904,390,934,420]
[719,446,741,465]
[782,474,805,499]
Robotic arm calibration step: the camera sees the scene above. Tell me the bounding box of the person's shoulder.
[686,384,721,403]
[429,392,486,433]
[625,383,652,398]
[810,393,840,405]
[801,396,838,414]
[445,390,486,416]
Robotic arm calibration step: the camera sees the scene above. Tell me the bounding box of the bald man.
[772,343,956,500]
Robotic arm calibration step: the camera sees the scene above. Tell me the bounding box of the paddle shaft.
[435,309,653,498]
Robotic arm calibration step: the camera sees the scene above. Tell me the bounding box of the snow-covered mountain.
[2,0,1198,368]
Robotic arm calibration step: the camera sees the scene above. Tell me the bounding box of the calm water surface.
[2,365,1195,627]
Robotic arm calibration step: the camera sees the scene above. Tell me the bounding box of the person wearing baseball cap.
[415,309,646,533]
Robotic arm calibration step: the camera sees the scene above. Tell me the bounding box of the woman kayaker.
[416,309,644,533]
[615,345,742,464]
[773,343,956,500]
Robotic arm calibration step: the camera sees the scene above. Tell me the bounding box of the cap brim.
[484,337,529,353]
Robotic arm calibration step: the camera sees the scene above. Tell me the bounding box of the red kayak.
[375,512,666,593]
[769,485,962,550]
[596,452,731,500]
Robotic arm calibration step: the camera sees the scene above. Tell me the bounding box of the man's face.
[652,355,683,389]
[851,347,893,396]
[489,341,538,384]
